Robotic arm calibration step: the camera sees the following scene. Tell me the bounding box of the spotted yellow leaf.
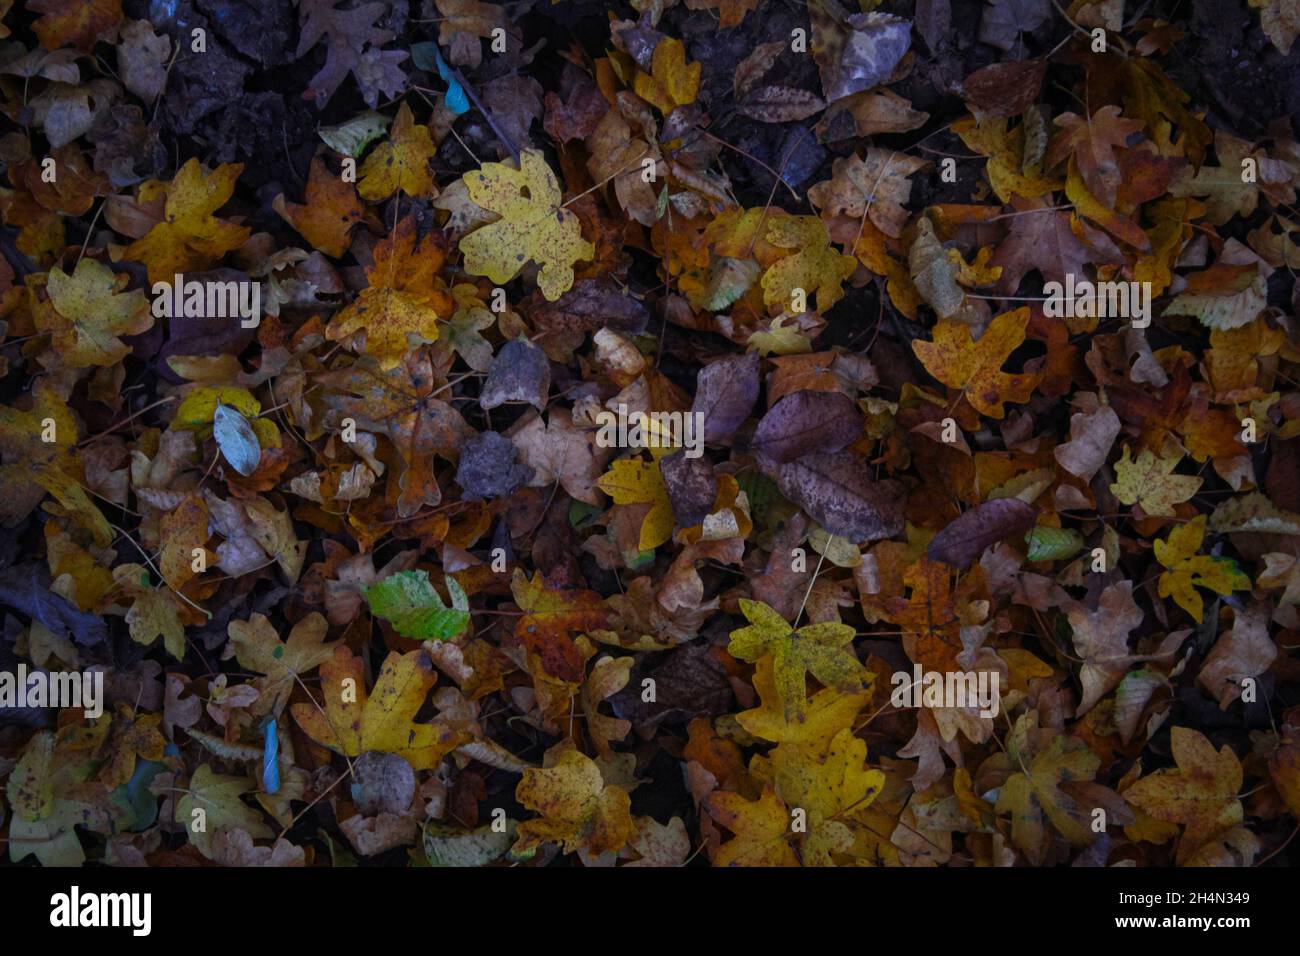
[1155,515,1251,621]
[458,149,593,301]
[1109,445,1202,517]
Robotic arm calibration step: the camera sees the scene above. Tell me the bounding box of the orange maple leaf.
[325,215,454,368]
[912,307,1040,418]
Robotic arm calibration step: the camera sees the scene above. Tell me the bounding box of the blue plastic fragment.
[263,718,280,795]
[434,49,471,116]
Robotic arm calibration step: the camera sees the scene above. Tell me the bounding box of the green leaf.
[1025,526,1084,562]
[703,257,761,311]
[365,570,470,641]
[424,820,517,867]
[319,111,390,158]
[185,727,263,762]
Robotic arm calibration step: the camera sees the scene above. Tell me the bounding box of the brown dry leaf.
[808,148,927,238]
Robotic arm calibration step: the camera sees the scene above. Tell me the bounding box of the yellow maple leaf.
[1155,515,1251,621]
[290,645,465,770]
[0,379,111,546]
[747,314,814,355]
[227,612,339,716]
[111,563,188,659]
[737,656,870,749]
[911,307,1039,419]
[952,114,1062,204]
[704,786,800,866]
[853,219,922,319]
[760,215,857,313]
[1134,198,1200,296]
[358,102,437,201]
[633,37,700,115]
[994,714,1100,864]
[176,765,273,860]
[1109,444,1202,517]
[1206,320,1285,399]
[728,599,867,721]
[1124,726,1252,864]
[34,259,152,368]
[596,458,675,552]
[122,159,251,283]
[44,521,112,611]
[325,214,454,368]
[513,744,634,857]
[458,149,594,301]
[769,727,885,866]
[1065,157,1151,251]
